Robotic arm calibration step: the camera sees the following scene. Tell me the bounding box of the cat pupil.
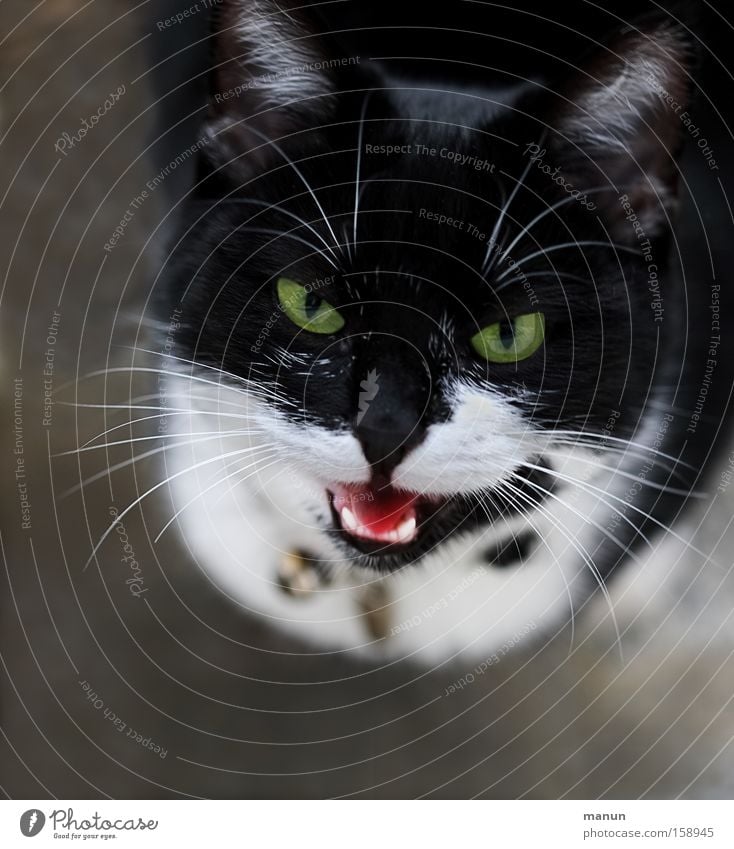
[304,291,321,319]
[499,320,515,349]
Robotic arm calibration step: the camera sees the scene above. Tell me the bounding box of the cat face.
[163,0,689,572]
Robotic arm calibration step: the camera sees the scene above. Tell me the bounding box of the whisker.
[341,222,353,263]
[544,440,690,483]
[502,475,624,660]
[82,443,281,571]
[244,125,344,258]
[483,141,543,274]
[73,408,262,450]
[508,469,649,558]
[61,401,246,413]
[495,240,640,282]
[496,185,622,265]
[515,460,653,549]
[490,480,578,650]
[494,270,591,294]
[62,366,245,394]
[66,439,275,498]
[506,428,698,472]
[127,347,240,379]
[155,454,280,542]
[234,225,339,269]
[352,92,372,259]
[514,459,720,566]
[65,388,251,412]
[217,196,339,260]
[545,450,701,497]
[496,194,579,265]
[56,428,261,457]
[66,366,294,408]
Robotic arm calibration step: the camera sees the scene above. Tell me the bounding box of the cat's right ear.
[547,22,694,240]
[201,0,346,172]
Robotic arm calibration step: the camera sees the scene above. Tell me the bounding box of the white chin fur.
[162,373,612,663]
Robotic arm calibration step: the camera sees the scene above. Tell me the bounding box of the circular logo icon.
[20,810,45,837]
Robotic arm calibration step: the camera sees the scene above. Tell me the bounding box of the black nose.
[355,413,426,480]
[353,337,432,480]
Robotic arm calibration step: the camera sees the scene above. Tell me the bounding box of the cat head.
[163,0,691,570]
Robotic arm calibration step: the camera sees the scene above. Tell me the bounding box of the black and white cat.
[156,0,708,661]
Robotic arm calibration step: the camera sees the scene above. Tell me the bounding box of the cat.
[154,0,718,662]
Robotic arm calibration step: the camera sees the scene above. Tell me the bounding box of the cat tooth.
[396,516,417,544]
[340,507,359,533]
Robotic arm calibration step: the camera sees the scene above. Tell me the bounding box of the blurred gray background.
[1,0,733,799]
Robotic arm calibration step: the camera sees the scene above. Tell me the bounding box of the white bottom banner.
[1,800,733,847]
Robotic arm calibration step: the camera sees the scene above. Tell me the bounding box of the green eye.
[276,277,345,335]
[470,312,545,363]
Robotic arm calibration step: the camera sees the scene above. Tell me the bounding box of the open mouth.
[328,482,443,554]
[326,460,554,567]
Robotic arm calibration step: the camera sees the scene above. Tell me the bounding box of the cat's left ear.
[201,0,349,171]
[548,23,694,240]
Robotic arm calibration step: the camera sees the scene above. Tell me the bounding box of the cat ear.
[202,0,345,170]
[549,24,693,240]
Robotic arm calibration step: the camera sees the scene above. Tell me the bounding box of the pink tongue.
[331,483,419,545]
